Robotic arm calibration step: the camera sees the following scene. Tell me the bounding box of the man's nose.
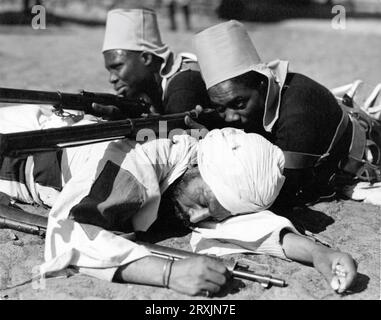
[224,109,240,122]
[109,72,118,84]
[189,207,210,224]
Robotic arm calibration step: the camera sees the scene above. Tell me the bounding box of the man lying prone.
[0,124,357,296]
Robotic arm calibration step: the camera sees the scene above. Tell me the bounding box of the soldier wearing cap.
[192,20,355,207]
[94,8,210,119]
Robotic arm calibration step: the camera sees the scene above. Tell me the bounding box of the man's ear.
[139,51,153,67]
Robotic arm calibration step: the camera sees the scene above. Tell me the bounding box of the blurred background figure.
[163,0,192,31]
[22,0,42,14]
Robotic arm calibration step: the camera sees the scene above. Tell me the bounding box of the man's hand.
[92,103,159,120]
[169,256,229,296]
[314,250,357,294]
[114,255,228,297]
[92,103,123,120]
[184,105,209,139]
[184,105,208,130]
[281,231,357,294]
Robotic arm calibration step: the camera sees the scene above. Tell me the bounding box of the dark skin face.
[208,79,266,131]
[103,49,162,105]
[175,175,231,224]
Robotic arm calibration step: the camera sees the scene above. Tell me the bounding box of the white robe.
[0,105,197,280]
[0,105,300,282]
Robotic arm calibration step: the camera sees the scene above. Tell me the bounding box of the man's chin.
[116,86,134,97]
[116,89,153,106]
[118,91,129,98]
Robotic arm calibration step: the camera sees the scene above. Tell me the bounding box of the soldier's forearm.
[113,256,170,288]
[281,231,331,265]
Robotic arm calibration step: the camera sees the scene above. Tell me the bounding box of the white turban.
[197,128,285,215]
[193,20,289,132]
[102,8,173,75]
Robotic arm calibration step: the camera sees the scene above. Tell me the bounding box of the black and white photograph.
[0,0,380,304]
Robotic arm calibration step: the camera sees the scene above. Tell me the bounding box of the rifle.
[0,87,151,118]
[0,202,47,237]
[0,109,212,157]
[0,201,286,289]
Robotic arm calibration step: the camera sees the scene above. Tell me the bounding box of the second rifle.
[0,109,212,157]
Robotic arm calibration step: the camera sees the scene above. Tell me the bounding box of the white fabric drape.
[197,128,285,215]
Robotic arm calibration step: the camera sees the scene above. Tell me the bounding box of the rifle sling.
[283,106,350,169]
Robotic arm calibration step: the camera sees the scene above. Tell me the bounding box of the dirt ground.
[0,9,380,300]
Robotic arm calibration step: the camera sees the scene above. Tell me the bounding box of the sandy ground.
[0,10,380,300]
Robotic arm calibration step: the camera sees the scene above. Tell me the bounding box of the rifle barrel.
[0,110,202,157]
[0,203,47,236]
[0,203,48,229]
[232,269,286,287]
[0,217,45,236]
[0,87,60,105]
[0,87,151,117]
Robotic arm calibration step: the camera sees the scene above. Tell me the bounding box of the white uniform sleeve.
[190,210,300,260]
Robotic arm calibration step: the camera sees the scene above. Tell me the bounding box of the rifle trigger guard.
[53,105,70,118]
[53,91,67,117]
[53,104,80,120]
